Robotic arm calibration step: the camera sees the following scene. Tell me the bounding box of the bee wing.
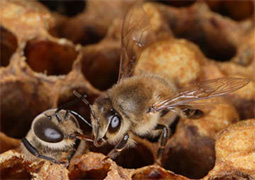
[152,77,249,112]
[118,3,156,81]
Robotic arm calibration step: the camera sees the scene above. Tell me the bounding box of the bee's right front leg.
[104,133,129,160]
[154,124,171,165]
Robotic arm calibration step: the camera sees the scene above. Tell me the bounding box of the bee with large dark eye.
[75,4,250,163]
[20,108,92,167]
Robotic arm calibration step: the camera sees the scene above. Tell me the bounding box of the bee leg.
[21,138,65,165]
[64,110,70,120]
[155,124,170,165]
[66,138,81,168]
[104,133,129,160]
[55,112,63,123]
[54,92,92,127]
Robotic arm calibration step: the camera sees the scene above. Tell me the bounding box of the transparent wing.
[152,77,250,112]
[118,3,155,81]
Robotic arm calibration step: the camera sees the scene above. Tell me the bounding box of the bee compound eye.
[108,115,121,134]
[34,117,64,143]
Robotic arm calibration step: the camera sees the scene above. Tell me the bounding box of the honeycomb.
[0,0,254,179]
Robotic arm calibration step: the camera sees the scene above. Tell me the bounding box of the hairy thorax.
[107,75,177,132]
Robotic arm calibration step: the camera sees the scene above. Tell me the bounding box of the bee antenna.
[69,110,92,128]
[73,90,96,119]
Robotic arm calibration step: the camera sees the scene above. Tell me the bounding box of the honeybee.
[20,108,92,167]
[75,4,250,163]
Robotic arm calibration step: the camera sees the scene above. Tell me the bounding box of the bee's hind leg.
[66,138,81,168]
[104,133,129,161]
[155,124,171,165]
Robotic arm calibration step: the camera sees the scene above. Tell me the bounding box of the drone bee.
[74,4,250,163]
[20,108,92,167]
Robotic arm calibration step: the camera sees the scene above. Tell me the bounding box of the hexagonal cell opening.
[0,80,53,139]
[38,0,86,17]
[0,26,18,67]
[114,144,154,169]
[90,141,154,169]
[172,26,237,62]
[161,125,216,179]
[81,44,120,90]
[0,157,32,179]
[50,21,106,46]
[47,0,106,46]
[24,39,78,76]
[207,1,254,21]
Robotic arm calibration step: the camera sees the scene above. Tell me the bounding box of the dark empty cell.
[172,21,237,61]
[189,33,236,61]
[156,0,196,7]
[25,40,78,75]
[0,163,32,179]
[78,169,109,180]
[89,142,115,157]
[81,27,105,46]
[0,80,53,138]
[81,44,120,90]
[38,0,86,17]
[114,143,154,169]
[207,1,254,21]
[161,126,215,179]
[0,26,18,67]
[50,16,106,46]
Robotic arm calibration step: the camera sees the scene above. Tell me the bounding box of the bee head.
[30,109,82,150]
[92,96,125,147]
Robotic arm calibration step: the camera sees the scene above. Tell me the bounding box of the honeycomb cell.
[69,153,111,180]
[132,165,188,180]
[161,126,215,179]
[0,79,54,138]
[115,142,154,169]
[81,40,120,90]
[174,29,237,61]
[38,0,86,17]
[207,1,254,21]
[25,39,78,76]
[0,151,32,180]
[0,27,18,67]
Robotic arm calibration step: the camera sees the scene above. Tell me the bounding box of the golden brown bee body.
[81,4,250,162]
[90,72,250,162]
[20,109,87,166]
[92,75,177,147]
